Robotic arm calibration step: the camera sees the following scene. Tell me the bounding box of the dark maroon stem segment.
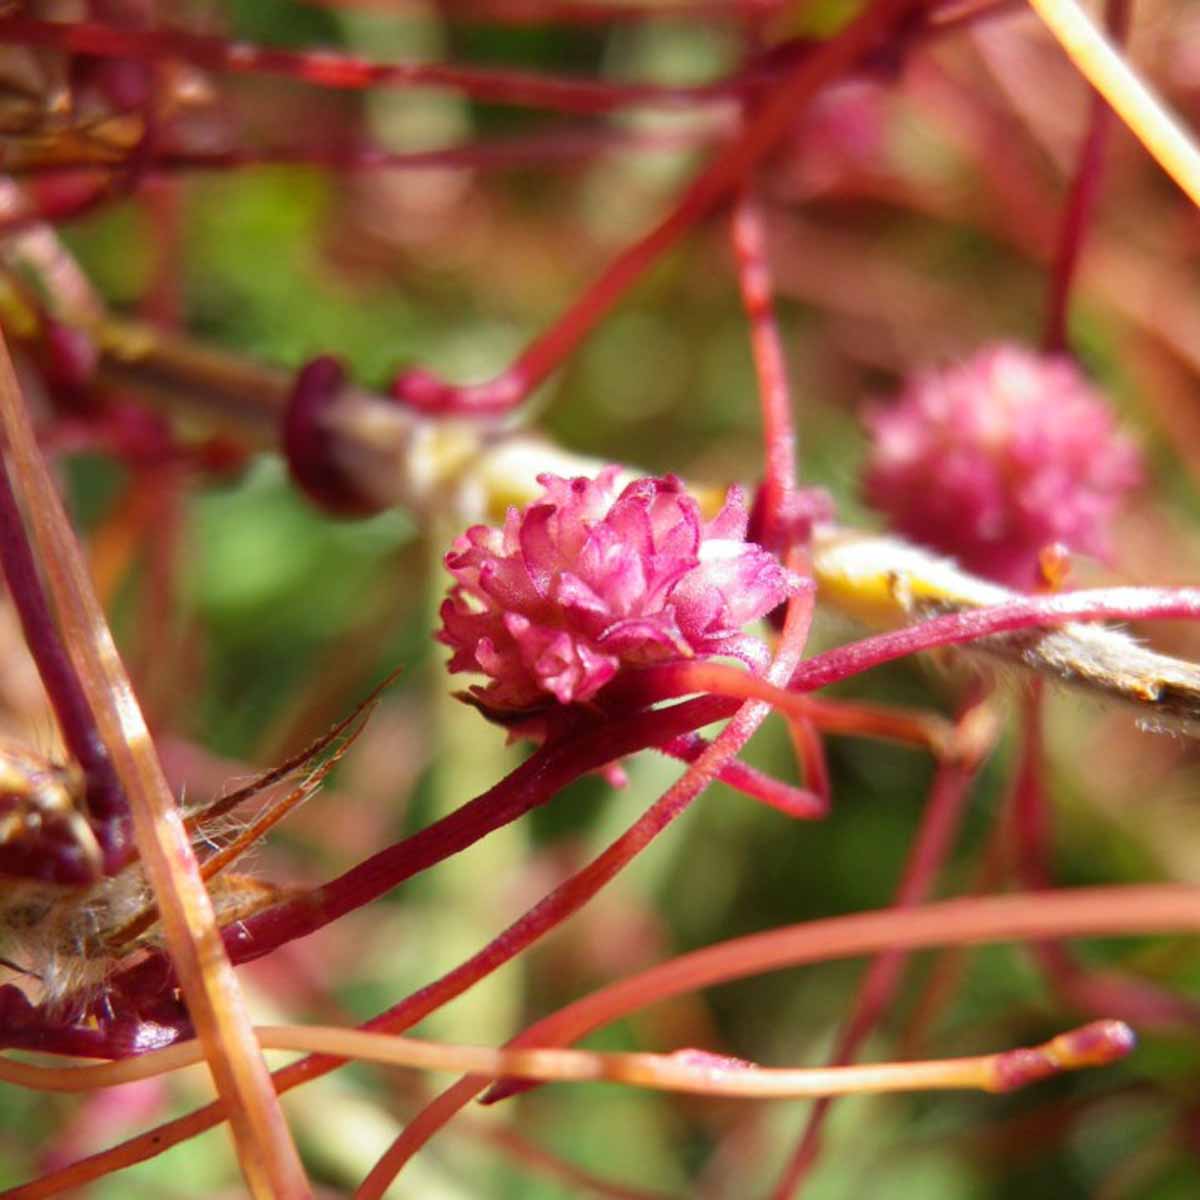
[220,695,734,963]
[283,357,382,517]
[103,694,737,1012]
[0,457,127,866]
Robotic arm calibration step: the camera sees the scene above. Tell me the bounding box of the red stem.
[0,174,116,237]
[1042,0,1131,352]
[661,732,826,818]
[0,16,748,115]
[787,714,831,806]
[898,798,1013,1056]
[0,694,740,1053]
[389,0,922,415]
[731,193,797,547]
[360,697,773,1193]
[770,692,989,1199]
[1010,684,1085,991]
[1013,686,1200,1029]
[100,693,739,1014]
[1013,682,1053,890]
[9,592,1193,1052]
[9,585,814,1196]
[90,582,1200,1017]
[218,699,740,964]
[353,574,814,1196]
[787,587,1200,691]
[13,883,1198,1198]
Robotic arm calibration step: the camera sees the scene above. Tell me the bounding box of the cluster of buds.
[438,468,800,716]
[862,345,1142,589]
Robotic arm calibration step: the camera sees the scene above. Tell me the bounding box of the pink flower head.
[862,345,1142,589]
[438,468,800,714]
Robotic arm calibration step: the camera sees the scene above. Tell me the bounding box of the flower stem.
[353,572,815,1196]
[661,732,826,817]
[93,581,1200,1025]
[790,586,1200,697]
[426,884,1200,1117]
[616,660,958,757]
[898,795,1014,1055]
[103,692,736,1010]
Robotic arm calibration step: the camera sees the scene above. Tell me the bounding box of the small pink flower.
[438,468,799,714]
[863,345,1142,589]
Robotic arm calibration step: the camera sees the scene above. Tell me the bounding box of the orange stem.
[8,883,1198,1199]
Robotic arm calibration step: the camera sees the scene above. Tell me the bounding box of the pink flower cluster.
[863,345,1142,589]
[439,468,799,714]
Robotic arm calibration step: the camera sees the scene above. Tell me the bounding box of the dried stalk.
[0,329,310,1199]
[1027,0,1200,206]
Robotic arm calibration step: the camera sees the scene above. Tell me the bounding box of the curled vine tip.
[391,364,526,417]
[863,344,1142,589]
[437,467,803,716]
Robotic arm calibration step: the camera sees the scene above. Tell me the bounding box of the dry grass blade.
[184,664,401,831]
[106,699,377,951]
[0,329,311,1199]
[1027,0,1200,206]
